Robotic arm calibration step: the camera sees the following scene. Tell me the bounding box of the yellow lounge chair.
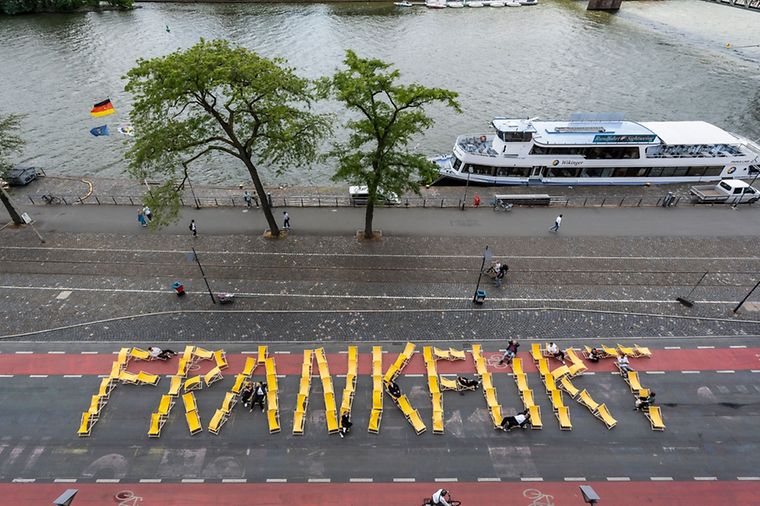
[231,374,247,394]
[646,406,666,431]
[550,390,565,412]
[556,406,572,430]
[176,357,190,378]
[208,408,227,435]
[293,410,306,435]
[530,343,542,363]
[567,362,587,377]
[185,409,202,435]
[448,348,466,361]
[407,409,427,435]
[634,344,652,358]
[183,375,203,392]
[560,376,579,399]
[601,345,620,358]
[515,373,529,392]
[433,347,450,361]
[627,371,643,394]
[428,376,440,395]
[617,344,636,357]
[109,361,122,379]
[440,377,458,391]
[432,410,444,434]
[77,412,93,437]
[258,345,268,364]
[543,374,557,394]
[242,357,257,377]
[326,409,339,434]
[596,403,617,429]
[97,377,114,399]
[484,388,499,408]
[118,370,139,384]
[396,395,414,417]
[214,350,228,370]
[117,347,130,368]
[194,347,213,361]
[521,389,535,409]
[203,366,223,387]
[551,365,571,381]
[220,392,237,414]
[528,405,542,429]
[401,342,416,361]
[537,358,550,377]
[368,408,382,434]
[130,348,151,361]
[481,372,494,391]
[182,392,197,413]
[372,390,383,411]
[511,358,524,375]
[87,395,105,419]
[148,412,164,438]
[157,395,174,418]
[423,347,434,364]
[490,405,502,427]
[168,375,182,397]
[267,409,281,434]
[137,371,160,386]
[578,389,600,413]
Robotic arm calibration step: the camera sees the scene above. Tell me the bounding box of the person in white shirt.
[550,214,563,232]
[546,342,565,363]
[500,409,531,431]
[432,488,451,506]
[617,354,633,373]
[147,346,176,360]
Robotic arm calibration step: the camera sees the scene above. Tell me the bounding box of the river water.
[2,0,759,186]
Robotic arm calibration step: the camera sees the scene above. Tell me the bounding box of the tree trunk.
[364,200,375,239]
[241,157,280,236]
[0,187,24,225]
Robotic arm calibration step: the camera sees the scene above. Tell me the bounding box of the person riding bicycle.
[432,488,451,506]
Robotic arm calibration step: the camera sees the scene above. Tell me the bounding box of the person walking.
[189,219,197,237]
[283,211,291,230]
[143,206,153,222]
[243,190,252,208]
[137,209,147,227]
[550,214,563,232]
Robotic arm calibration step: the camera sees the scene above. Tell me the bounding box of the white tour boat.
[433,114,760,186]
[519,0,538,5]
[447,1,465,7]
[425,0,447,8]
[466,0,485,6]
[505,1,521,6]
[488,1,506,7]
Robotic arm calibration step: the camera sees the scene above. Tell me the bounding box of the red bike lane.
[5,481,760,505]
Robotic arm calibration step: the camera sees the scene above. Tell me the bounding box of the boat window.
[529,145,639,159]
[500,131,532,142]
[704,166,723,176]
[452,157,463,171]
[687,167,706,177]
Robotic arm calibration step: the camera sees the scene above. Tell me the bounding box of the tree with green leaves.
[124,39,331,236]
[321,50,460,239]
[0,113,25,225]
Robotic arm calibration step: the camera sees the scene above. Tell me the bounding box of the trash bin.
[171,281,185,296]
[473,289,486,305]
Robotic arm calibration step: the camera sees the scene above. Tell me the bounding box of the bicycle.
[422,498,461,506]
[493,200,513,212]
[41,194,62,205]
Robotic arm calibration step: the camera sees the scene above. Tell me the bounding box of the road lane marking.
[478,478,502,482]
[12,478,35,483]
[716,370,735,374]
[54,479,77,483]
[349,478,373,483]
[393,478,415,482]
[15,351,32,354]
[56,291,72,300]
[182,479,204,483]
[63,375,82,378]
[266,479,287,483]
[0,375,14,378]
[650,477,673,481]
[607,477,630,481]
[222,479,247,483]
[645,371,665,374]
[434,478,458,482]
[730,346,747,349]
[81,351,98,354]
[139,479,162,483]
[697,346,715,349]
[30,375,48,378]
[737,477,760,481]
[96,479,120,483]
[681,371,700,374]
[694,477,718,481]
[308,478,330,483]
[564,477,586,481]
[521,477,544,482]
[664,346,681,350]
[47,351,65,354]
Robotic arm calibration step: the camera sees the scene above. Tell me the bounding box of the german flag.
[90,99,115,117]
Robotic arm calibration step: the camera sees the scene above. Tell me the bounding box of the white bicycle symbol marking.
[523,488,555,506]
[115,490,143,506]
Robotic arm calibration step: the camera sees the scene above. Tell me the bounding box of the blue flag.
[90,125,109,137]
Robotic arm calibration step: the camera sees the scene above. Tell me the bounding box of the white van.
[349,185,401,205]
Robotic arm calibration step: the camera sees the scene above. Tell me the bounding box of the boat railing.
[456,134,499,157]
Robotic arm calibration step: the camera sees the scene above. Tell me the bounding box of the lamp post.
[461,166,473,211]
[473,245,491,303]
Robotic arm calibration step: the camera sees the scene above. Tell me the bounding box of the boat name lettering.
[561,160,584,166]
[593,134,657,143]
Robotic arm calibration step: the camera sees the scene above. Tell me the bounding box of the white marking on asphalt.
[182,479,205,483]
[12,478,35,483]
[274,351,290,354]
[564,477,586,481]
[349,478,373,483]
[222,479,247,483]
[645,371,665,374]
[406,374,423,378]
[56,291,72,300]
[63,375,82,378]
[0,375,14,378]
[81,351,98,354]
[6,245,760,262]
[737,477,760,481]
[241,351,256,354]
[266,478,287,483]
[694,477,718,481]
[54,478,77,483]
[582,372,595,375]
[607,477,630,481]
[15,351,32,354]
[47,351,65,354]
[697,346,715,349]
[663,347,681,350]
[520,477,544,482]
[682,371,700,374]
[751,370,760,373]
[96,479,120,483]
[393,478,415,482]
[650,477,673,481]
[434,478,458,482]
[139,479,162,483]
[477,478,502,482]
[308,478,330,483]
[0,284,742,305]
[716,370,736,374]
[730,346,747,349]
[30,375,48,378]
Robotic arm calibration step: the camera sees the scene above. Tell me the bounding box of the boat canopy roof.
[492,117,741,147]
[639,121,739,146]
